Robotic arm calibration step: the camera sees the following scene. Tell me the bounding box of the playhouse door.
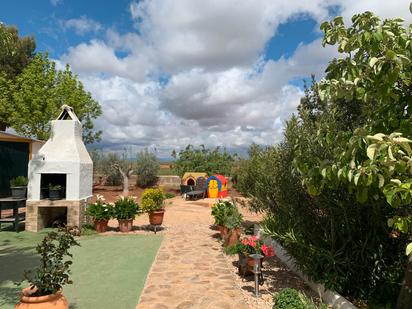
[208,180,218,198]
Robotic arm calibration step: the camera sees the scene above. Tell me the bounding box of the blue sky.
[1,0,411,157]
[1,1,322,61]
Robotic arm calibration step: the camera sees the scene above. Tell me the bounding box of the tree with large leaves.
[293,9,412,309]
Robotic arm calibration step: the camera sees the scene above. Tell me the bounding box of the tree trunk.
[113,164,133,197]
[397,255,412,309]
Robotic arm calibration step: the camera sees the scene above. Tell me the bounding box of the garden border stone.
[255,225,357,309]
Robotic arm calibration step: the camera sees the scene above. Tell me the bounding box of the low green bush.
[164,192,175,199]
[273,288,326,309]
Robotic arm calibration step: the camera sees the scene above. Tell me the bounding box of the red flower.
[261,244,275,257]
[249,235,257,241]
[241,238,249,245]
[249,240,256,247]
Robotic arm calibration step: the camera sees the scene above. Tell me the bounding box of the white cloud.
[62,16,102,35]
[50,0,63,6]
[59,0,412,156]
[129,1,140,20]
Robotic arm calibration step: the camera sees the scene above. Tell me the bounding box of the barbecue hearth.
[25,105,93,232]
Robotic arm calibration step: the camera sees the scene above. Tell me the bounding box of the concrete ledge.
[256,226,357,309]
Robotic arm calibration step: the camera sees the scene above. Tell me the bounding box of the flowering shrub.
[141,188,165,213]
[114,196,139,219]
[86,195,113,221]
[239,235,275,257]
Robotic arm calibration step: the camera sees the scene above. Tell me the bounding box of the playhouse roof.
[208,174,227,183]
[182,172,208,181]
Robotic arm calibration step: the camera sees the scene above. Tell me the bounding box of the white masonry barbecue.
[25,105,93,232]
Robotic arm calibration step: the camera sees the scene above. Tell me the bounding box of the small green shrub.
[141,188,165,213]
[10,176,28,187]
[114,196,139,219]
[273,288,326,309]
[164,192,175,199]
[273,288,306,309]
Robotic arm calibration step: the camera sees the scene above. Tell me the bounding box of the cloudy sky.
[1,0,411,158]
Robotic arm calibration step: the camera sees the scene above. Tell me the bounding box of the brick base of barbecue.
[25,198,89,232]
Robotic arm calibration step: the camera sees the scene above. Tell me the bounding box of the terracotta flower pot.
[149,210,165,225]
[94,219,109,233]
[118,219,133,232]
[15,287,68,309]
[220,226,229,239]
[224,228,241,247]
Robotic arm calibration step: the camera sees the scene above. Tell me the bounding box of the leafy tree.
[171,145,236,177]
[0,23,35,79]
[10,53,102,143]
[290,10,412,308]
[135,149,159,188]
[0,23,35,130]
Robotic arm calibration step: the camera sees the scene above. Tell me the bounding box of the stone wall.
[157,176,181,189]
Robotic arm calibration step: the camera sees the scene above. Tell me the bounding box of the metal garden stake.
[250,253,263,297]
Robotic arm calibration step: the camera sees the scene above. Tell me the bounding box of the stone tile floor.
[128,197,312,309]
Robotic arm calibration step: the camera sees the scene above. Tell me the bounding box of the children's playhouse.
[206,174,228,198]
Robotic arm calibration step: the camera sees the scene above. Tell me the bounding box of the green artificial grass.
[0,230,162,309]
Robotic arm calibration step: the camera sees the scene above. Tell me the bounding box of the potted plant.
[211,200,239,239]
[48,184,62,200]
[86,195,113,233]
[224,210,243,247]
[15,227,80,309]
[10,176,28,199]
[141,188,165,225]
[237,235,275,273]
[113,196,139,232]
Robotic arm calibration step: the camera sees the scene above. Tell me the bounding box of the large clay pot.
[94,219,109,233]
[224,228,241,247]
[15,287,68,309]
[149,210,165,225]
[118,219,133,232]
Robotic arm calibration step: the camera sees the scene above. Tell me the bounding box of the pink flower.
[249,235,258,241]
[241,238,249,245]
[261,244,275,257]
[249,240,256,247]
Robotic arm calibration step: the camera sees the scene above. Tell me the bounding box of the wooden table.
[0,197,26,232]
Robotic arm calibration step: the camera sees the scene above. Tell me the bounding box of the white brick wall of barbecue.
[27,119,93,201]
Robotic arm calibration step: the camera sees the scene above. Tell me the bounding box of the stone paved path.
[135,198,251,309]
